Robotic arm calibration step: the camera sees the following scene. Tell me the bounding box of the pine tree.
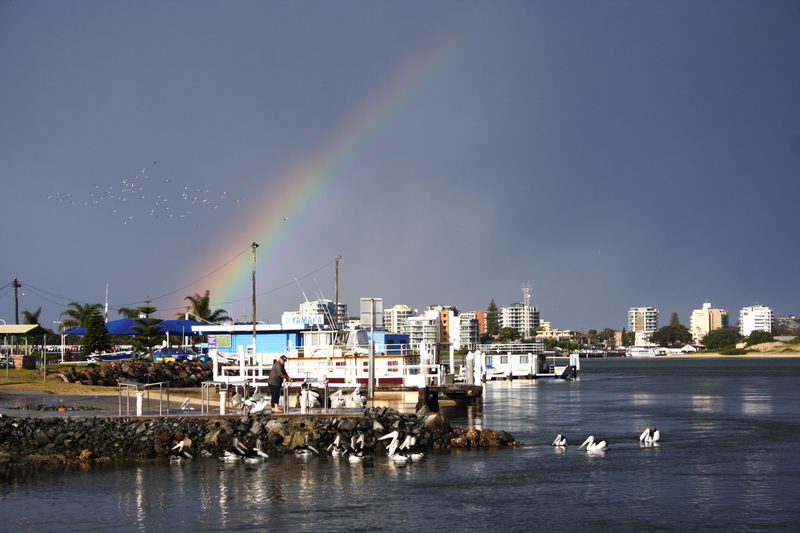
[486,299,500,336]
[130,302,165,355]
[82,309,112,355]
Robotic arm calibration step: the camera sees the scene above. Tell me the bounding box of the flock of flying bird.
[551,427,662,454]
[47,163,241,225]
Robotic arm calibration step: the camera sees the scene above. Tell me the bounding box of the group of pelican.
[550,427,662,453]
[378,430,425,465]
[329,386,367,409]
[221,437,270,463]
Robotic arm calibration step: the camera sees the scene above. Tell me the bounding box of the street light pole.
[53,321,65,363]
[248,242,259,382]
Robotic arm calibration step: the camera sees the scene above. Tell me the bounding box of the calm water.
[2,357,799,532]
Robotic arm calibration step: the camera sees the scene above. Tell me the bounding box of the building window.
[486,356,493,366]
[335,361,345,367]
[520,356,529,364]
[500,356,508,364]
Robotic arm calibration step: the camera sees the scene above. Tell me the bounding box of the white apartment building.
[455,312,481,350]
[628,307,659,345]
[739,305,774,337]
[383,304,415,333]
[690,302,728,343]
[404,311,440,349]
[501,285,540,339]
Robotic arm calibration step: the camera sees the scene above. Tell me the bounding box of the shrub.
[719,348,747,355]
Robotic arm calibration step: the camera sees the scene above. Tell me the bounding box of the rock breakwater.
[0,407,521,465]
[57,360,212,387]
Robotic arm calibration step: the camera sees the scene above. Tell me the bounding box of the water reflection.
[691,394,723,413]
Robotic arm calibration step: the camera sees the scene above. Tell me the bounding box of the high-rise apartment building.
[628,307,659,345]
[690,302,728,343]
[405,311,440,349]
[739,305,774,337]
[501,284,540,339]
[383,304,415,333]
[455,312,481,350]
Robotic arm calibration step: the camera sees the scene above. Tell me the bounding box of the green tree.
[60,302,102,330]
[669,312,681,327]
[82,308,112,355]
[620,328,635,346]
[496,327,520,343]
[651,324,692,347]
[22,307,42,324]
[486,299,499,336]
[130,303,165,355]
[597,328,617,348]
[702,328,740,350]
[745,330,773,346]
[179,290,230,323]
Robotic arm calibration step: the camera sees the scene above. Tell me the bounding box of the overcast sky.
[1,1,798,331]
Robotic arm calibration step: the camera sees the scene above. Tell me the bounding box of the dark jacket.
[268,359,289,387]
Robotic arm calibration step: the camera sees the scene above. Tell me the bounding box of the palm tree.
[60,302,102,330]
[179,290,230,324]
[117,307,142,319]
[22,307,42,324]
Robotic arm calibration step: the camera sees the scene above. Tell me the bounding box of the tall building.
[472,311,487,335]
[690,302,728,343]
[501,284,540,339]
[628,307,659,345]
[739,305,774,337]
[456,312,481,350]
[383,304,415,333]
[405,311,440,349]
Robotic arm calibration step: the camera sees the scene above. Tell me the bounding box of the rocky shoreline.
[56,360,212,387]
[0,406,521,466]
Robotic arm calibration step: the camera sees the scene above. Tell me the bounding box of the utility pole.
[13,278,21,324]
[335,256,341,329]
[250,242,259,380]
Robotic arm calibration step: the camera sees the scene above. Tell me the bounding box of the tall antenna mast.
[104,284,109,323]
[335,256,341,330]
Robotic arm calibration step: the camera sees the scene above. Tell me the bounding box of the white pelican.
[168,437,192,462]
[551,434,568,447]
[345,386,367,408]
[327,435,348,457]
[300,388,320,409]
[408,436,425,462]
[220,436,249,462]
[329,390,346,409]
[348,434,371,463]
[294,434,319,458]
[243,438,270,463]
[379,431,410,465]
[639,427,661,444]
[579,435,607,452]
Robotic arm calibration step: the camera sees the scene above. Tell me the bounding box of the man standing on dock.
[268,355,292,413]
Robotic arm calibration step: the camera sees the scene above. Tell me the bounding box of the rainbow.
[198,18,474,310]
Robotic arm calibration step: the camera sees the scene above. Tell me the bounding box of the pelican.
[294,434,319,458]
[344,386,367,408]
[348,434,372,464]
[220,436,250,462]
[300,387,320,409]
[168,437,192,463]
[329,390,347,409]
[551,434,568,447]
[579,435,607,452]
[327,434,348,457]
[243,438,270,464]
[639,427,661,444]
[407,436,425,462]
[379,431,410,465]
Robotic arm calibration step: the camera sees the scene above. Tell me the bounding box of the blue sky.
[1,1,798,330]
